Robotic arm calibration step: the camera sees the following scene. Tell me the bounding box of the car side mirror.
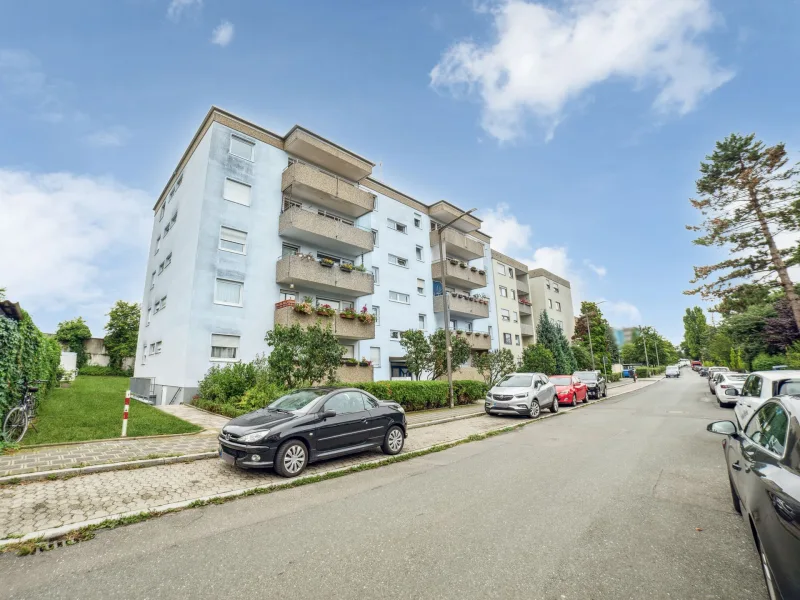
[321,410,337,419]
[724,388,739,397]
[707,421,737,436]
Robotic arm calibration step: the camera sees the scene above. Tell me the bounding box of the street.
[0,374,767,600]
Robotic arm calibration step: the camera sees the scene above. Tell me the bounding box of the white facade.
[527,269,575,343]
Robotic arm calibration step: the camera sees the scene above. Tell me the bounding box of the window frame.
[414,214,422,229]
[417,278,425,295]
[214,278,244,307]
[743,400,790,459]
[388,254,409,268]
[373,266,380,285]
[229,135,255,161]
[210,333,240,362]
[503,333,512,345]
[416,245,424,261]
[499,286,508,298]
[371,306,380,326]
[418,314,426,330]
[223,177,252,206]
[501,308,510,322]
[219,226,248,255]
[389,290,410,304]
[387,219,407,234]
[389,330,402,341]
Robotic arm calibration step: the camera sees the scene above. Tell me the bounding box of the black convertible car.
[218,387,407,477]
[707,396,800,600]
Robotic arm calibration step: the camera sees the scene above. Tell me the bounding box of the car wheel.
[582,393,588,404]
[754,529,779,600]
[550,396,559,413]
[571,394,578,407]
[528,400,540,419]
[274,440,308,478]
[382,425,405,455]
[729,475,741,515]
[602,386,607,398]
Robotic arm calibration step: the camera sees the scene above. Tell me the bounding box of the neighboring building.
[47,335,134,370]
[613,327,637,348]
[490,250,533,360]
[528,268,575,342]
[132,107,498,402]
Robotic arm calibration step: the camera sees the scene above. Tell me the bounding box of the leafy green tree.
[573,302,612,369]
[571,343,593,370]
[715,283,774,318]
[682,307,709,360]
[707,328,734,366]
[55,317,92,368]
[752,352,786,371]
[605,326,620,363]
[786,341,800,369]
[520,344,557,375]
[429,329,471,380]
[536,311,574,374]
[104,301,140,370]
[399,330,432,381]
[265,323,344,388]
[474,349,516,387]
[687,133,800,329]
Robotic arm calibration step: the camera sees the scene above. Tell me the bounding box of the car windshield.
[777,380,800,395]
[575,372,597,381]
[498,375,533,387]
[725,374,747,381]
[549,377,572,386]
[268,390,326,411]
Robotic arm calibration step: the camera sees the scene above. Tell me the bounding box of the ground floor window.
[211,334,240,360]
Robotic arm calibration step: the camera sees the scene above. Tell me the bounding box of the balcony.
[431,260,487,291]
[274,304,376,341]
[518,302,532,316]
[279,206,373,256]
[433,293,490,319]
[516,278,530,295]
[453,330,491,351]
[429,228,484,261]
[282,161,375,218]
[276,254,374,296]
[429,201,481,233]
[336,364,374,383]
[284,127,373,181]
[520,323,535,337]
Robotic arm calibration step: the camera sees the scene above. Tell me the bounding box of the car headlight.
[514,393,528,398]
[239,430,271,443]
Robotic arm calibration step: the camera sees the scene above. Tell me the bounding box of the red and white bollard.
[122,390,131,437]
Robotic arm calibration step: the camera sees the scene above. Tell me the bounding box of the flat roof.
[528,268,571,289]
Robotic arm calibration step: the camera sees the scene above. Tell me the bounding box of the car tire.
[729,475,741,515]
[274,439,308,478]
[528,400,541,419]
[382,425,405,455]
[754,528,779,600]
[602,386,607,398]
[571,394,578,407]
[582,393,588,404]
[485,409,492,416]
[550,396,559,413]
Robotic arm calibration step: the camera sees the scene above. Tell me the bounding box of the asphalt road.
[0,373,767,600]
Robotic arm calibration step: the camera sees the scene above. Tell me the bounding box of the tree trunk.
[749,187,800,330]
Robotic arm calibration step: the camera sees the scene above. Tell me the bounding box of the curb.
[16,430,211,451]
[408,410,485,429]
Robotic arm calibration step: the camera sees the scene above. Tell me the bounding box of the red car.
[550,375,588,406]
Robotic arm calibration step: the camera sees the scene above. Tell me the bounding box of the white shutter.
[230,136,254,160]
[215,279,243,305]
[370,347,381,367]
[224,178,251,206]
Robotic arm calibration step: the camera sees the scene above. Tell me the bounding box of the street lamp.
[640,325,650,369]
[437,207,477,409]
[585,300,606,371]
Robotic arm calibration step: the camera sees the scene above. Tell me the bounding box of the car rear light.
[720,385,730,389]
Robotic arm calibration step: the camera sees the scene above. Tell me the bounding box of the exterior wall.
[491,257,526,360]
[528,272,575,342]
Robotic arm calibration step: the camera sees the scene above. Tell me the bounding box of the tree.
[682,307,709,360]
[605,327,620,363]
[429,329,471,381]
[474,349,516,387]
[573,302,612,370]
[786,341,800,369]
[763,298,800,353]
[399,330,432,381]
[265,323,344,388]
[571,343,593,370]
[55,317,92,368]
[715,283,774,317]
[686,133,800,330]
[104,301,140,370]
[520,344,556,375]
[536,311,573,374]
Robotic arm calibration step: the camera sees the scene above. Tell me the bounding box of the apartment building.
[490,250,533,359]
[528,268,575,342]
[132,107,497,402]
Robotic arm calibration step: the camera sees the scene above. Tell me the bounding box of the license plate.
[219,446,236,465]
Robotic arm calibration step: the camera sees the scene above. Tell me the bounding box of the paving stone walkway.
[0,377,662,541]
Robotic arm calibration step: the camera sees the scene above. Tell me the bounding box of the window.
[743,375,763,397]
[515,335,521,346]
[160,296,167,310]
[510,290,515,300]
[513,311,518,322]
[389,254,408,268]
[557,320,563,330]
[488,325,493,339]
[155,341,162,354]
[497,263,506,275]
[548,299,553,309]
[282,243,299,257]
[450,319,457,330]
[211,334,240,361]
[371,306,380,325]
[168,174,182,201]
[158,205,165,222]
[745,402,789,455]
[325,391,367,415]
[503,333,512,345]
[223,178,251,206]
[555,301,562,311]
[554,284,560,293]
[158,261,165,275]
[230,135,254,161]
[390,330,402,341]
[416,245,423,261]
[414,214,422,229]
[165,253,172,269]
[373,266,380,284]
[501,309,510,322]
[280,289,296,302]
[419,314,426,330]
[154,299,161,313]
[508,268,514,278]
[150,271,156,289]
[467,322,473,332]
[387,219,407,233]
[370,346,381,367]
[372,229,379,246]
[215,279,243,306]
[499,286,508,297]
[146,307,151,325]
[417,278,425,295]
[341,344,355,359]
[164,221,171,237]
[219,227,247,254]
[149,343,156,354]
[546,280,551,289]
[155,236,161,254]
[389,291,410,304]
[170,212,177,227]
[141,344,147,365]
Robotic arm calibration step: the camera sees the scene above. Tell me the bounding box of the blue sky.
[1,0,799,343]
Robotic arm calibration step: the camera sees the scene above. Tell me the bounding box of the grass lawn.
[22,376,201,445]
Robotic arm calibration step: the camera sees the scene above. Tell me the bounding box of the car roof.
[750,370,800,381]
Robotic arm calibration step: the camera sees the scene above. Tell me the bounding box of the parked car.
[713,372,748,408]
[218,387,407,477]
[691,360,702,371]
[707,397,800,600]
[550,375,588,406]
[698,367,709,377]
[486,372,558,418]
[574,370,607,399]
[665,365,680,378]
[708,367,732,393]
[727,370,800,427]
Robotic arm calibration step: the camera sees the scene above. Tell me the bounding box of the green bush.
[636,367,651,378]
[608,372,621,383]
[78,365,132,377]
[336,380,487,411]
[752,352,786,372]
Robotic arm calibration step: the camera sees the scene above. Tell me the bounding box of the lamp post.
[437,207,477,408]
[585,300,606,371]
[640,326,650,369]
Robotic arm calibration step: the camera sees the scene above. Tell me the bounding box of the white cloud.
[167,0,202,21]
[478,203,532,257]
[84,126,130,148]
[584,260,607,277]
[600,300,643,328]
[430,0,733,141]
[0,49,65,121]
[0,169,151,332]
[211,20,235,47]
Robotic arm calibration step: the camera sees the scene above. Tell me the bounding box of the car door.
[359,392,389,445]
[738,375,763,425]
[537,374,554,406]
[573,376,587,401]
[315,391,371,453]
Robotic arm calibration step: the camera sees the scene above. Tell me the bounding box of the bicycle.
[2,380,46,443]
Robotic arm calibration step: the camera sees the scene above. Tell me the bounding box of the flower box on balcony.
[478,270,485,275]
[293,302,313,315]
[319,258,335,268]
[449,258,459,265]
[340,263,354,273]
[316,304,335,317]
[470,266,478,272]
[459,262,467,268]
[340,309,357,320]
[342,358,358,366]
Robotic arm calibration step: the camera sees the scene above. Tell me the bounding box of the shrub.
[608,372,621,383]
[78,365,133,377]
[333,380,487,412]
[197,358,264,406]
[636,367,651,378]
[752,352,786,372]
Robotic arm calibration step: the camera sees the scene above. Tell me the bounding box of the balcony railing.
[433,293,490,319]
[431,259,487,290]
[281,161,374,217]
[274,303,376,341]
[429,228,484,261]
[520,323,535,337]
[516,278,530,294]
[279,205,374,255]
[276,254,374,296]
[518,301,532,315]
[438,328,492,351]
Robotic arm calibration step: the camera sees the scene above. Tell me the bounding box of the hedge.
[78,365,133,377]
[0,309,61,422]
[608,372,621,383]
[339,380,488,412]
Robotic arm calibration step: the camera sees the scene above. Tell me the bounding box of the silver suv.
[485,373,558,418]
